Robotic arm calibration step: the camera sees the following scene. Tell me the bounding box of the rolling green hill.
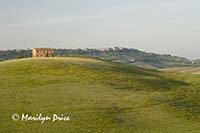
[0,57,199,133]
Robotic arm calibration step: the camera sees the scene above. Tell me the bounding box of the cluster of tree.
[0,49,32,61]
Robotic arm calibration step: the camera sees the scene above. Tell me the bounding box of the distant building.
[32,48,53,57]
[130,59,135,62]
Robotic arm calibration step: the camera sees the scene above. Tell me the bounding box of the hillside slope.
[0,57,199,133]
[54,48,193,68]
[161,67,200,74]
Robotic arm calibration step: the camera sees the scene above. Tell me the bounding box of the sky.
[0,0,200,59]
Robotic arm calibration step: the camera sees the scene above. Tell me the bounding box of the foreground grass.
[0,57,199,133]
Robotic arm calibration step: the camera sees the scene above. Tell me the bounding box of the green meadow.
[0,57,199,133]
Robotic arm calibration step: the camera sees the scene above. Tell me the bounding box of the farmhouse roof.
[33,48,53,51]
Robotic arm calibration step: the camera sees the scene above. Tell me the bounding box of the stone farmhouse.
[32,48,53,57]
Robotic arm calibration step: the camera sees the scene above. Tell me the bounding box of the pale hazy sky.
[0,0,200,59]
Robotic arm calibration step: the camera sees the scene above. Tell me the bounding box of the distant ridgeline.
[0,49,32,61]
[0,47,199,68]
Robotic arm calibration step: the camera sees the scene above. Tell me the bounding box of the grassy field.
[0,57,199,133]
[160,67,200,74]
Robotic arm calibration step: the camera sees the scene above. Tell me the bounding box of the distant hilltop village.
[59,47,140,52]
[82,47,138,52]
[78,46,131,51]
